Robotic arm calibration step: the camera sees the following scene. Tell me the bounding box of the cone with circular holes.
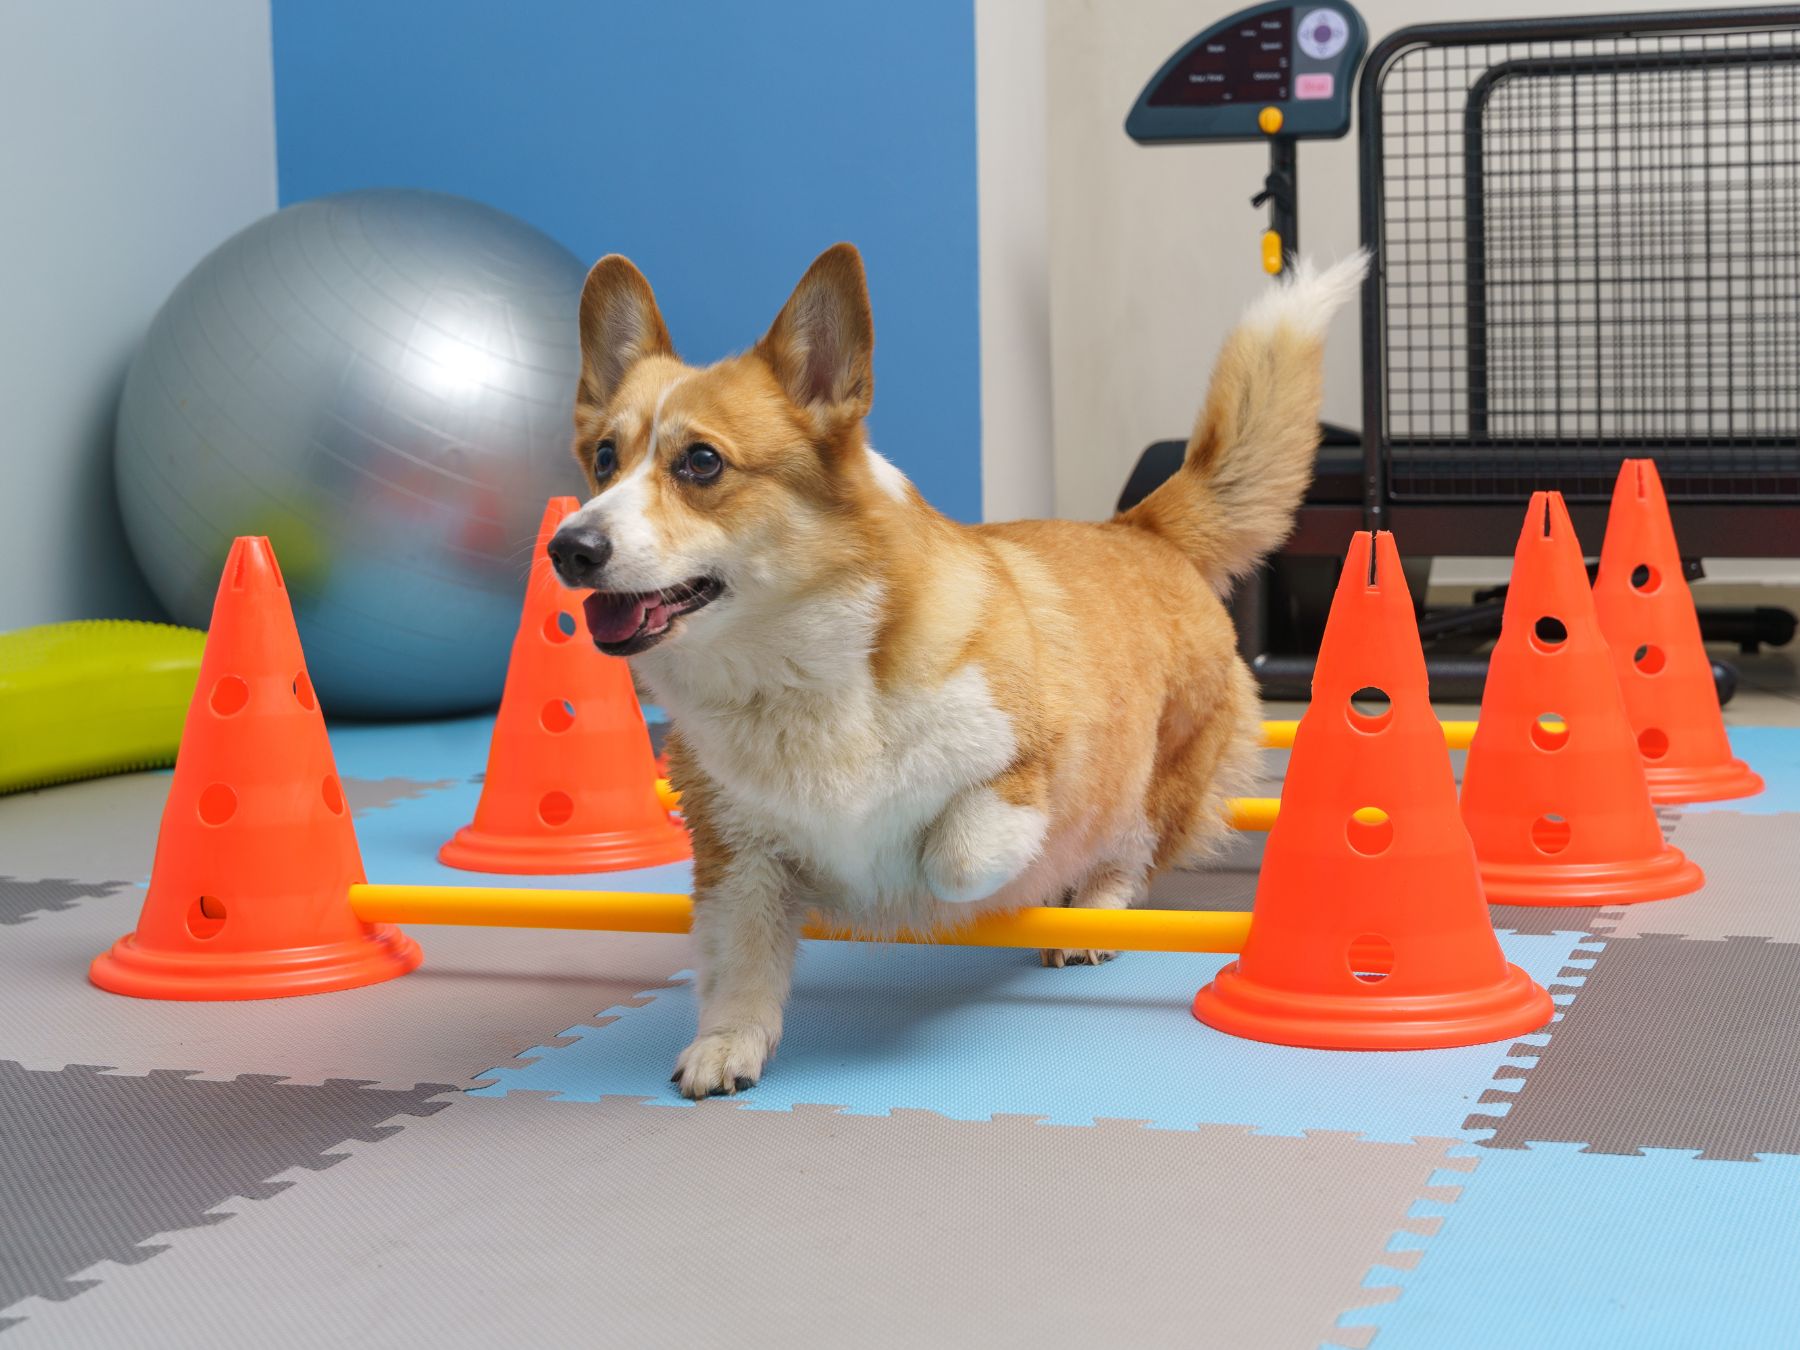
[1193,531,1551,1050]
[90,537,420,1000]
[1594,459,1763,804]
[1461,492,1704,906]
[438,498,690,874]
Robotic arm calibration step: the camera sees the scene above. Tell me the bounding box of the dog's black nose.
[547,525,612,588]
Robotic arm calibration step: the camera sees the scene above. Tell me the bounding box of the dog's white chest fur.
[641,584,1021,912]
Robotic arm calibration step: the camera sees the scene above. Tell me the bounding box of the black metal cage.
[1359,6,1800,552]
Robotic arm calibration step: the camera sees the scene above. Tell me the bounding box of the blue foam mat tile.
[1343,1142,1800,1350]
[325,715,500,785]
[1405,1192,1460,1223]
[330,716,694,894]
[469,930,1583,1141]
[1684,726,1800,815]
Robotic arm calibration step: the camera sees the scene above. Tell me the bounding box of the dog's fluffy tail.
[1121,251,1369,593]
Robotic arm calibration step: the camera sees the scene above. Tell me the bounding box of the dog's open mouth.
[583,577,724,655]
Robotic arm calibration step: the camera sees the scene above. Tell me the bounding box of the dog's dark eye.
[676,444,725,484]
[593,440,618,478]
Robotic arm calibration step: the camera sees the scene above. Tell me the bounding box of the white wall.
[0,1,276,628]
[976,0,1056,522]
[1045,0,1728,525]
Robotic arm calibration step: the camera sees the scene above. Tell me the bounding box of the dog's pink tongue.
[584,591,653,644]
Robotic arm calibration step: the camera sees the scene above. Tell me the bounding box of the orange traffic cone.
[1193,532,1551,1050]
[438,498,690,874]
[90,538,420,1000]
[1594,459,1763,804]
[1461,492,1703,906]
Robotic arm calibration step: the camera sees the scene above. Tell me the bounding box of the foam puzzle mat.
[3,715,1799,1348]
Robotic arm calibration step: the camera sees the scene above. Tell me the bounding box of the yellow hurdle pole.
[1260,718,1480,750]
[349,884,1253,954]
[1228,797,1279,831]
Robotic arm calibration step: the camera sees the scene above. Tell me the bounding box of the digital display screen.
[1148,9,1290,107]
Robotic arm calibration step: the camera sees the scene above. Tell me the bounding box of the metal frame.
[1352,5,1800,557]
[1464,44,1800,444]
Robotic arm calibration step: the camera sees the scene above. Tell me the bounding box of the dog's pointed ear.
[758,243,873,428]
[578,255,674,405]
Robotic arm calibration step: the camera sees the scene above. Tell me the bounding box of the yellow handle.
[1261,230,1284,275]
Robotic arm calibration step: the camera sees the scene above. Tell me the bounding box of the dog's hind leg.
[1148,665,1260,875]
[1041,860,1146,968]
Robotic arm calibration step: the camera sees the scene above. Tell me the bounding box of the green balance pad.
[0,620,204,794]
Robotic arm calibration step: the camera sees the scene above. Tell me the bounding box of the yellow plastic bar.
[1229,797,1279,831]
[1259,719,1301,748]
[1443,720,1477,749]
[1260,718,1479,750]
[349,885,1252,954]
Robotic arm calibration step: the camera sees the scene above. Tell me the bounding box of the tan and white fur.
[548,244,1367,1097]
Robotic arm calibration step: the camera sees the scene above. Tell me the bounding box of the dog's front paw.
[922,788,1048,905]
[1040,948,1119,968]
[672,1026,774,1099]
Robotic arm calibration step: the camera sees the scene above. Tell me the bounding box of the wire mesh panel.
[1363,8,1800,501]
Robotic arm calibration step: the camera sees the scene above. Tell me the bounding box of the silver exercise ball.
[116,188,586,718]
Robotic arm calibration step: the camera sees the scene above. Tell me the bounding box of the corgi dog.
[548,244,1367,1097]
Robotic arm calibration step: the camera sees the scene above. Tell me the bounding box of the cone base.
[89,924,421,1002]
[1644,759,1765,806]
[1192,959,1552,1050]
[1479,843,1703,907]
[437,818,691,875]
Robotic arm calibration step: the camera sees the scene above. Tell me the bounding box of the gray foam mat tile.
[0,1062,449,1326]
[342,776,459,816]
[0,1093,1469,1350]
[1488,905,1606,937]
[1598,810,1800,944]
[0,774,170,888]
[0,889,694,1091]
[1468,933,1800,1160]
[0,879,132,928]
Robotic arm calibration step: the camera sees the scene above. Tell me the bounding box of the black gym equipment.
[1120,4,1800,704]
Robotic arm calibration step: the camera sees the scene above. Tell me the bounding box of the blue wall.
[270,1,982,521]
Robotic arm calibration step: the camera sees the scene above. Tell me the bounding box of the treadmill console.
[1126,1,1366,143]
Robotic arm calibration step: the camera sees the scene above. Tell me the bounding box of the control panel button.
[1295,73,1334,100]
[1258,105,1284,134]
[1297,8,1350,60]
